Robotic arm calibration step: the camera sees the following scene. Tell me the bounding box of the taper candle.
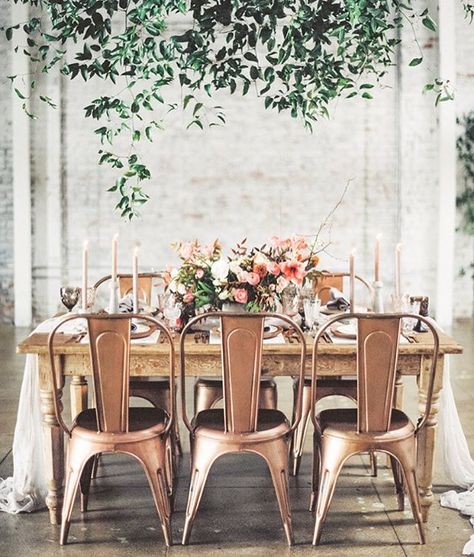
[132,245,139,313]
[112,233,118,282]
[395,243,402,298]
[350,247,356,311]
[82,240,89,311]
[374,233,382,282]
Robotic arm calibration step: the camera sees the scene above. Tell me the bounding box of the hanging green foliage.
[3,1,471,218]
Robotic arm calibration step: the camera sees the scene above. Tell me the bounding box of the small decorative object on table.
[60,286,81,312]
[412,296,429,333]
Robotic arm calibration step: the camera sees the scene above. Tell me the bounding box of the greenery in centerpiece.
[5,0,472,218]
[168,235,320,312]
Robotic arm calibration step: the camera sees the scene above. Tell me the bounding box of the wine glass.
[281,285,300,317]
[60,287,81,312]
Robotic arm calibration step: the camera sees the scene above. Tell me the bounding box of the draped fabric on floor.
[439,361,474,555]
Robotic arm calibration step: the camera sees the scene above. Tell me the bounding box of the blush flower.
[253,263,268,278]
[280,260,306,286]
[183,292,195,303]
[246,272,260,286]
[195,268,205,279]
[268,261,281,276]
[234,288,248,304]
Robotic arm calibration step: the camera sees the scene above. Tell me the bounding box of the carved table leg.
[416,354,444,522]
[38,354,65,525]
[70,375,88,421]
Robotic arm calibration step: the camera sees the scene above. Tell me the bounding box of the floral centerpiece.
[168,235,320,313]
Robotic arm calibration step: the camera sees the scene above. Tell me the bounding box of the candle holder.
[108,278,120,314]
[372,281,384,313]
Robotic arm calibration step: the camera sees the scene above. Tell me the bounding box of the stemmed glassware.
[163,296,182,330]
[303,297,321,335]
[60,287,81,312]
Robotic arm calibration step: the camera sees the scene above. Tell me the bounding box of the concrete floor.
[0,321,472,556]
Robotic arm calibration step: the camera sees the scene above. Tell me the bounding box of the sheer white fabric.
[0,354,47,513]
[439,360,474,555]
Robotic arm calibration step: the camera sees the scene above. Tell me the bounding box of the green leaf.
[422,16,437,32]
[362,92,373,99]
[14,88,26,100]
[409,57,423,67]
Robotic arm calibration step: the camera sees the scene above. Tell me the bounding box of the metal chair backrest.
[47,313,175,436]
[180,312,306,435]
[314,271,373,307]
[94,273,166,306]
[311,313,440,434]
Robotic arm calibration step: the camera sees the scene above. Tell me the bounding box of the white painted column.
[12,3,32,326]
[436,0,456,329]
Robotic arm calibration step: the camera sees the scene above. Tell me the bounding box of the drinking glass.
[60,286,81,312]
[164,297,182,330]
[281,285,300,317]
[79,287,95,311]
[304,298,321,333]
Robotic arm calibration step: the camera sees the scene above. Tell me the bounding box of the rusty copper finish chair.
[47,313,175,546]
[309,313,439,546]
[290,271,375,476]
[93,273,182,457]
[180,312,306,546]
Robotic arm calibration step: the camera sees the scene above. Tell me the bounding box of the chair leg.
[390,440,425,544]
[256,439,294,546]
[310,434,321,512]
[80,456,95,512]
[138,439,172,547]
[290,380,311,476]
[389,455,405,511]
[60,447,93,545]
[369,451,378,477]
[91,454,100,479]
[182,437,221,545]
[312,438,349,546]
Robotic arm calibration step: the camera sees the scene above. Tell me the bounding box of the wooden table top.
[17,330,463,356]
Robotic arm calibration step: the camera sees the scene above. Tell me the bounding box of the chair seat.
[318,408,415,441]
[192,408,290,442]
[196,376,276,388]
[73,407,168,442]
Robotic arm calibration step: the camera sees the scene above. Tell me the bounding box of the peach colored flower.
[290,235,309,252]
[246,272,260,286]
[253,262,268,278]
[234,288,248,304]
[183,292,195,303]
[268,261,281,276]
[195,268,205,279]
[178,241,196,261]
[270,236,290,251]
[280,260,306,286]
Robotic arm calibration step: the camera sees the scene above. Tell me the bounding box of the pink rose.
[268,261,281,276]
[183,292,195,303]
[234,288,248,304]
[280,260,306,286]
[195,268,205,279]
[246,272,260,286]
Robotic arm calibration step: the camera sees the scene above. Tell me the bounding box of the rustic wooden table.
[17,329,462,526]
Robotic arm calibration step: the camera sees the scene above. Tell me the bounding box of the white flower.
[229,259,243,274]
[168,280,177,293]
[253,251,270,266]
[276,276,289,293]
[218,290,231,300]
[211,259,229,281]
[177,283,186,295]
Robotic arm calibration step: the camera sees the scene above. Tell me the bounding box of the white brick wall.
[0,2,473,322]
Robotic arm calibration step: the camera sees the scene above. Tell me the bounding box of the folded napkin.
[326,287,350,311]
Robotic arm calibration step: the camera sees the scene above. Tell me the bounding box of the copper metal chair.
[180,312,306,546]
[290,271,375,476]
[47,313,175,546]
[93,273,182,457]
[309,313,439,546]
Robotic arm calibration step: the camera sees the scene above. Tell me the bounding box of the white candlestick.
[350,247,356,311]
[374,233,382,282]
[112,233,118,282]
[82,240,89,311]
[395,243,402,299]
[132,245,139,313]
